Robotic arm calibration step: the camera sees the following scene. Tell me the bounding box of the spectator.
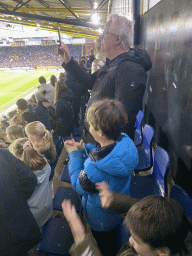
[91,38,106,74]
[86,49,95,73]
[16,98,37,123]
[64,99,138,256]
[0,129,10,148]
[58,14,152,142]
[0,148,41,255]
[7,109,17,120]
[62,192,192,256]
[0,116,9,131]
[6,124,25,142]
[42,99,56,131]
[25,121,57,181]
[10,115,27,130]
[50,74,57,87]
[33,91,51,130]
[9,138,53,230]
[54,80,74,140]
[38,76,55,107]
[27,98,37,112]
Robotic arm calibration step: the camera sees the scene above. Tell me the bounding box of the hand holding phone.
[58,27,61,46]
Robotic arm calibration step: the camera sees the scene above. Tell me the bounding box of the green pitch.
[0,71,58,108]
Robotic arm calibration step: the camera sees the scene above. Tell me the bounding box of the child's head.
[50,75,57,86]
[9,137,47,171]
[39,76,46,84]
[10,115,27,128]
[25,121,56,160]
[126,195,190,256]
[6,124,25,142]
[54,80,68,103]
[16,98,28,111]
[86,99,128,141]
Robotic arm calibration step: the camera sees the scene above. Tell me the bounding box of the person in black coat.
[33,91,51,131]
[0,149,41,256]
[54,80,74,140]
[58,14,152,143]
[16,98,37,123]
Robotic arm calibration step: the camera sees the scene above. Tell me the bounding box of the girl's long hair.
[25,121,56,161]
[9,137,47,171]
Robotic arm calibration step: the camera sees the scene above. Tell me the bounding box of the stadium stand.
[0,44,84,68]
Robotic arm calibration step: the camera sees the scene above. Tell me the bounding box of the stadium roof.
[0,0,110,39]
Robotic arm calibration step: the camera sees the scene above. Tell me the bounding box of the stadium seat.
[170,184,192,219]
[53,187,82,214]
[60,165,71,183]
[118,221,130,250]
[37,217,73,255]
[134,124,155,173]
[130,146,170,199]
[134,110,144,147]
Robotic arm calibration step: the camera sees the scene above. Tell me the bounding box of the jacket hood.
[109,48,152,72]
[59,88,74,103]
[33,162,51,184]
[92,133,138,177]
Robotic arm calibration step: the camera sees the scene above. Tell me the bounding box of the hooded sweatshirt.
[62,48,152,141]
[27,162,53,228]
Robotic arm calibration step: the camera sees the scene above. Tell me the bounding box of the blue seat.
[118,221,130,250]
[37,217,73,255]
[134,110,144,147]
[53,187,82,214]
[60,165,71,183]
[130,146,170,200]
[134,124,155,173]
[170,184,192,219]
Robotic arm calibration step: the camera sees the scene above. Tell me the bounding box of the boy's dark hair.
[16,99,27,110]
[126,195,190,255]
[39,76,46,84]
[86,99,128,141]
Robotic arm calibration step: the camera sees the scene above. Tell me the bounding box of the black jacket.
[63,48,152,142]
[0,149,41,255]
[55,89,74,138]
[22,111,37,123]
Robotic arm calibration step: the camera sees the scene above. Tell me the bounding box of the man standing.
[58,14,152,142]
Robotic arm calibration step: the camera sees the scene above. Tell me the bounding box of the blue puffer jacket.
[68,133,138,232]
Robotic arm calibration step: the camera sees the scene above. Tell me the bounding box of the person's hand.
[58,42,71,63]
[62,199,85,245]
[64,139,78,153]
[96,181,114,209]
[75,139,84,150]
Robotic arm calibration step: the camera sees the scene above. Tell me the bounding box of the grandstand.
[0,41,87,117]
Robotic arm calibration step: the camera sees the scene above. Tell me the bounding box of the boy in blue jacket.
[64,99,138,256]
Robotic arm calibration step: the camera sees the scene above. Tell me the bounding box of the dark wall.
[140,0,192,174]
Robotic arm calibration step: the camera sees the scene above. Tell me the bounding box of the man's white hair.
[107,14,134,50]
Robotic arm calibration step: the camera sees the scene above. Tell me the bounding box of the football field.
[0,71,58,111]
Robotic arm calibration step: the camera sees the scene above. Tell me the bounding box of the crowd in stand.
[0,44,83,68]
[0,13,192,256]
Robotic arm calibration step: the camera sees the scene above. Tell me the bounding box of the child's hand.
[64,139,78,153]
[62,199,85,245]
[96,181,114,209]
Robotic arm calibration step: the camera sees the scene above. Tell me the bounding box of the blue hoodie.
[68,133,138,231]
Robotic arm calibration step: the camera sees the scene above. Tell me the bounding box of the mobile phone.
[58,28,61,46]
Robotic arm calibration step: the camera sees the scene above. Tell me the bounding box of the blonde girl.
[25,121,56,180]
[9,137,53,229]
